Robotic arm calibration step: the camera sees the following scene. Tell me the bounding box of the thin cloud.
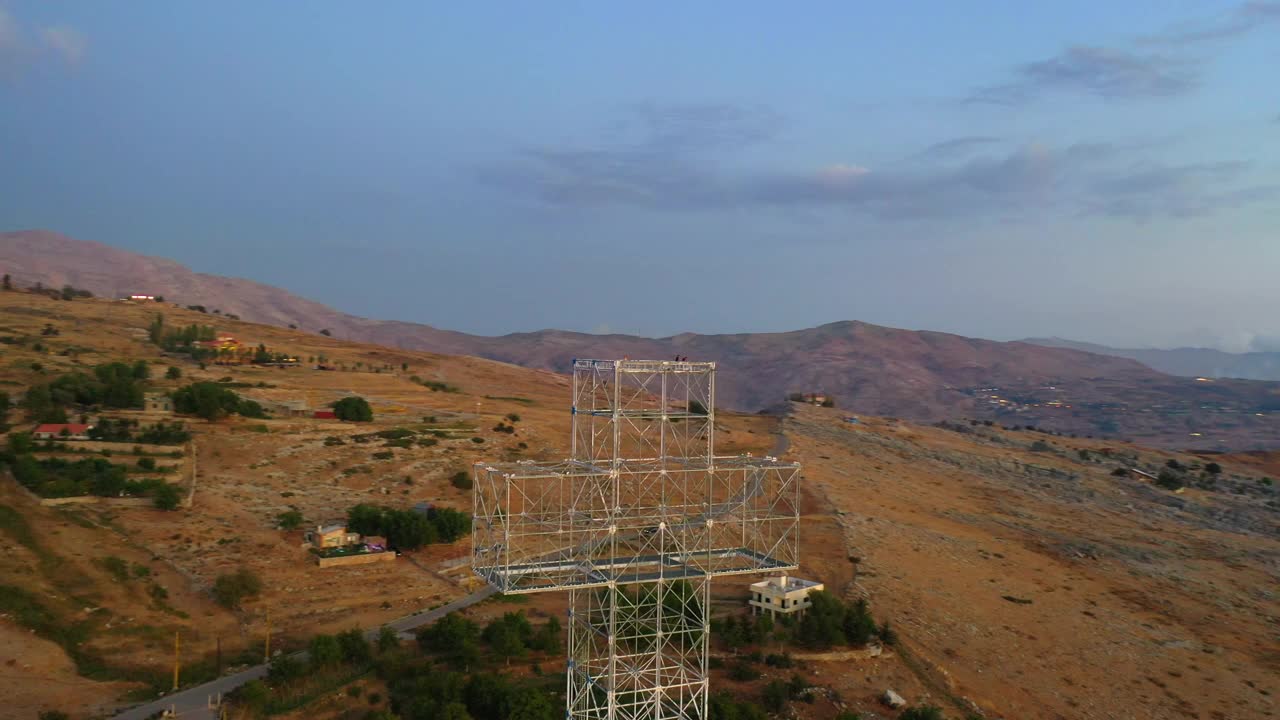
[967,46,1195,104]
[0,7,87,74]
[488,109,1273,223]
[1142,1,1280,45]
[1083,161,1276,219]
[914,136,1003,159]
[41,26,86,65]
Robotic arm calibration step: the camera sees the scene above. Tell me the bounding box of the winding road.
[112,585,497,720]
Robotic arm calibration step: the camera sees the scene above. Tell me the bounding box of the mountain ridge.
[4,229,1279,449]
[1024,336,1280,382]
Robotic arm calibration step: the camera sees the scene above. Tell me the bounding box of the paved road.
[112,585,497,720]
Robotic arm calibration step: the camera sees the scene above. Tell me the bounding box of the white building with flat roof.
[748,574,823,617]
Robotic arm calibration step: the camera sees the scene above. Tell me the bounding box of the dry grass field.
[1,291,1277,719]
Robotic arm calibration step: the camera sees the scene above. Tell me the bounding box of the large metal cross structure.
[472,359,801,720]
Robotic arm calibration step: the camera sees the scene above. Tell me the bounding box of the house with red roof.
[32,423,94,440]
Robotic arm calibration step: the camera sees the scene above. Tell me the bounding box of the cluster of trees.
[346,504,471,550]
[148,314,217,358]
[7,454,128,497]
[1155,458,1226,492]
[171,382,267,421]
[419,610,560,668]
[382,662,558,720]
[795,592,891,649]
[332,396,373,422]
[712,612,776,650]
[22,361,150,422]
[1,435,181,508]
[249,343,295,365]
[21,282,93,301]
[88,418,191,445]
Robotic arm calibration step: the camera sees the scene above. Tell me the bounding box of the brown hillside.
[0,291,1276,719]
[4,229,1280,451]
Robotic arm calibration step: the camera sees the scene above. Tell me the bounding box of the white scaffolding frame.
[472,359,801,720]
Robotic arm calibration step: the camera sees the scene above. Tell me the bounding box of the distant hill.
[5,228,1279,449]
[1025,337,1280,382]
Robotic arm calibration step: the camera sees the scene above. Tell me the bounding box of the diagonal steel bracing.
[472,359,801,720]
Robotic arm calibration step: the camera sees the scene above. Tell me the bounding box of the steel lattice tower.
[473,359,801,720]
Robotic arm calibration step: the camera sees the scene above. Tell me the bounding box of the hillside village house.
[145,392,173,414]
[32,423,94,440]
[748,575,824,617]
[307,524,362,550]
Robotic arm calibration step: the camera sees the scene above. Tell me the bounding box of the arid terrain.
[1,289,1277,719]
[6,229,1280,451]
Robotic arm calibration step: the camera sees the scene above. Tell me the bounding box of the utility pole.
[172,631,180,691]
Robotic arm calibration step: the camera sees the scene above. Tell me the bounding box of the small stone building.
[308,524,362,550]
[145,393,173,414]
[748,574,823,617]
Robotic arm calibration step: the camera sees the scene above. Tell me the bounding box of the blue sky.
[1,2,1277,350]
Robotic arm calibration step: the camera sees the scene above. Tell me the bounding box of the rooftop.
[34,423,93,434]
[750,574,821,591]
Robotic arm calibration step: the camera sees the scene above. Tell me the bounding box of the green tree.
[419,612,480,665]
[276,510,304,530]
[507,687,556,720]
[377,625,399,653]
[336,627,372,664]
[483,612,532,665]
[841,598,878,645]
[332,396,374,422]
[762,679,789,713]
[165,366,182,380]
[152,482,181,511]
[308,633,342,667]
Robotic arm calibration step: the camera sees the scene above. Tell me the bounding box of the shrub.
[1205,462,1222,475]
[1030,440,1053,452]
[1156,469,1184,491]
[212,568,263,609]
[471,436,484,444]
[98,556,130,582]
[332,396,373,422]
[505,413,520,423]
[900,707,945,720]
[309,634,342,668]
[878,619,897,645]
[1111,467,1129,477]
[762,679,789,713]
[372,450,394,460]
[451,471,473,490]
[137,457,157,471]
[729,661,760,681]
[152,482,181,510]
[276,510,304,530]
